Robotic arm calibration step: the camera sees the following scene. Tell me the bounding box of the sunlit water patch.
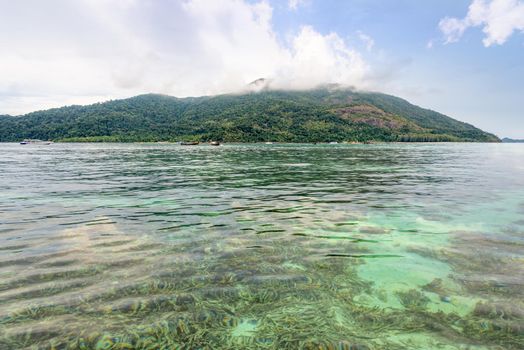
[0,143,523,349]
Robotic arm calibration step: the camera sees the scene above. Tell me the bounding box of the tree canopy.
[0,89,499,143]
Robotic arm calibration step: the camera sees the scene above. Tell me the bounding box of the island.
[0,88,499,143]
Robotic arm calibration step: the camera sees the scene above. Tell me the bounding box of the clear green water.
[0,143,523,350]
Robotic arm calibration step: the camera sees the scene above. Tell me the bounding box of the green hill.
[0,88,499,142]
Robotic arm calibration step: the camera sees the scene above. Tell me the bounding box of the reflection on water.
[0,143,523,349]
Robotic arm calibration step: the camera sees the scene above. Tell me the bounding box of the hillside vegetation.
[0,89,499,142]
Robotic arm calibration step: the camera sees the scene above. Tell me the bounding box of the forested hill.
[0,89,499,142]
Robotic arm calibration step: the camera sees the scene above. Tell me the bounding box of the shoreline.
[1,140,508,144]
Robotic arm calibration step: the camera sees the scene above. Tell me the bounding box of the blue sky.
[0,0,523,137]
[270,0,524,138]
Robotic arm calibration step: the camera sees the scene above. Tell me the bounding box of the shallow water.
[0,143,523,350]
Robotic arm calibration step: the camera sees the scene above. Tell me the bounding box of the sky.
[0,0,523,138]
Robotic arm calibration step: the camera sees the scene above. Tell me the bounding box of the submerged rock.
[396,289,430,309]
[440,295,452,303]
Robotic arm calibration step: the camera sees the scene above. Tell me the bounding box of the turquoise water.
[0,143,523,349]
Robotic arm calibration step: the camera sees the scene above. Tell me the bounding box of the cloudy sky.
[1,0,523,137]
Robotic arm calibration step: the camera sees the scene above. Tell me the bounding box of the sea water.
[0,143,522,349]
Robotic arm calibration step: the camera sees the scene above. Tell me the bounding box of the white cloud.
[274,26,369,90]
[439,0,524,46]
[288,0,307,11]
[357,31,375,51]
[0,0,370,115]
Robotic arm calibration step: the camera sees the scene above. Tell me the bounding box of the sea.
[0,143,523,349]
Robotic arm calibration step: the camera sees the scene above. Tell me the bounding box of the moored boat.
[20,139,53,145]
[180,141,199,146]
[209,141,220,146]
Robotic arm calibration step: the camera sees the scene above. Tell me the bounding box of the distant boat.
[180,141,199,146]
[329,141,338,144]
[209,141,221,146]
[265,142,273,145]
[20,139,53,145]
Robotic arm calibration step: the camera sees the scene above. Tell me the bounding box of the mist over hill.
[0,88,499,143]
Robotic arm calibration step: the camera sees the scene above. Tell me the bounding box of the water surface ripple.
[0,143,523,349]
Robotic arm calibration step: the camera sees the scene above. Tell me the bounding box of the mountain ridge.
[0,88,500,142]
[502,137,524,143]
